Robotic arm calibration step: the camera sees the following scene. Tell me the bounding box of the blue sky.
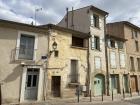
[0,0,140,26]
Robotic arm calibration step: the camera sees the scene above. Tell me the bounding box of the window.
[93,14,99,28]
[118,41,124,49]
[137,58,140,71]
[135,41,139,52]
[110,40,115,48]
[95,57,101,70]
[72,36,84,47]
[90,14,99,28]
[94,36,100,50]
[70,60,78,83]
[110,51,116,68]
[134,30,138,38]
[130,57,135,71]
[18,34,35,60]
[119,52,126,68]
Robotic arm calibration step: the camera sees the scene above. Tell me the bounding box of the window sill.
[71,46,88,50]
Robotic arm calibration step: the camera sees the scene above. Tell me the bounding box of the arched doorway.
[93,74,105,96]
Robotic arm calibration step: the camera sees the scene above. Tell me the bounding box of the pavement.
[2,93,140,105]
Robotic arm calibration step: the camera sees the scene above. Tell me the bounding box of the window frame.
[94,56,102,70]
[16,31,38,61]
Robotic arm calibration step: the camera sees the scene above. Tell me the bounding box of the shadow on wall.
[2,65,22,83]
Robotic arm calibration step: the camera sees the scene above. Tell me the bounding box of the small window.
[94,36,100,50]
[95,57,101,70]
[72,36,84,47]
[134,30,138,38]
[135,41,139,52]
[130,57,135,71]
[94,81,97,84]
[93,14,99,28]
[118,41,124,49]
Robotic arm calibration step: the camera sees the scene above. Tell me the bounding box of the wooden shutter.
[110,51,116,68]
[90,15,94,26]
[95,57,101,70]
[119,52,125,68]
[91,37,95,50]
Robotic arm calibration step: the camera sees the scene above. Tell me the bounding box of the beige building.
[58,5,108,96]
[41,24,90,98]
[0,20,89,104]
[107,21,140,94]
[0,20,49,104]
[106,35,128,95]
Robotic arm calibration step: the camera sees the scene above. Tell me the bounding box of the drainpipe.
[104,14,110,96]
[86,34,91,96]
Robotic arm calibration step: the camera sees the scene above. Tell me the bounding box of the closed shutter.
[119,52,125,68]
[108,39,111,48]
[115,41,118,48]
[95,57,101,70]
[90,15,94,26]
[99,18,102,28]
[91,37,95,50]
[110,51,116,68]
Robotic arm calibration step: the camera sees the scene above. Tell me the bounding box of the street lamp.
[35,7,42,25]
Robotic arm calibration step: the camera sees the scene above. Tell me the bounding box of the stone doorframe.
[20,65,44,102]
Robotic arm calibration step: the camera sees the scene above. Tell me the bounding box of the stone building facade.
[58,5,108,96]
[107,21,140,94]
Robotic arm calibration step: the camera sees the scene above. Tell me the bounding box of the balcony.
[68,73,79,84]
[15,47,35,60]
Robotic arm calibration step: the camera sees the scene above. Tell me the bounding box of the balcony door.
[19,34,35,60]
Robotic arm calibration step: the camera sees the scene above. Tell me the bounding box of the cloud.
[0,0,140,26]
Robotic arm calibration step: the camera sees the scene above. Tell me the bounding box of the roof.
[68,5,108,15]
[0,19,90,38]
[108,21,140,31]
[40,24,91,38]
[0,19,47,34]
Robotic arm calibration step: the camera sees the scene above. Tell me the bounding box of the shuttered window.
[95,57,101,70]
[110,51,116,68]
[119,52,126,68]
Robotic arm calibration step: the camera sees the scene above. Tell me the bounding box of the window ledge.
[90,26,101,30]
[71,46,88,50]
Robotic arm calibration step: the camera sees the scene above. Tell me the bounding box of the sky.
[0,0,140,26]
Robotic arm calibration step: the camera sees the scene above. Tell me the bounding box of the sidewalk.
[2,92,140,105]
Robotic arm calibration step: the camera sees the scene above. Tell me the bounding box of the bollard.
[130,88,132,97]
[123,88,125,99]
[102,89,103,101]
[112,90,113,101]
[90,90,92,102]
[138,90,140,96]
[77,86,80,103]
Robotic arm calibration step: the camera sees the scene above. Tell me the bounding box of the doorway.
[51,76,61,97]
[93,74,105,96]
[24,68,39,100]
[130,76,138,92]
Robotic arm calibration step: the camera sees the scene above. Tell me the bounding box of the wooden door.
[130,76,138,92]
[51,76,61,97]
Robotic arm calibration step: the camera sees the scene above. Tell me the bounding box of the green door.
[94,75,105,96]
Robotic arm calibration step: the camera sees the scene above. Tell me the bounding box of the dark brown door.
[51,76,61,97]
[130,76,138,92]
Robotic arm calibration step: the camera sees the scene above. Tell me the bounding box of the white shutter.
[91,37,95,50]
[90,15,94,26]
[95,57,101,70]
[115,41,118,48]
[110,51,116,68]
[119,52,125,68]
[100,37,102,50]
[99,18,102,28]
[108,39,111,48]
